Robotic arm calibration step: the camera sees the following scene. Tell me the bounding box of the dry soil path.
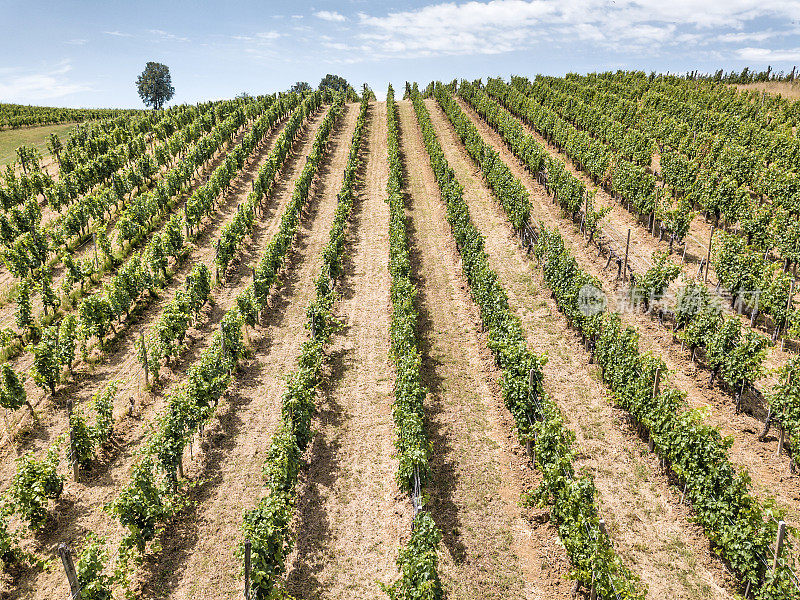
[455,96,800,528]
[154,103,361,600]
[4,106,333,600]
[399,99,574,600]
[284,101,410,599]
[427,98,733,600]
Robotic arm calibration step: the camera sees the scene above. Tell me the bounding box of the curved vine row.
[239,93,366,599]
[430,80,796,599]
[417,84,644,599]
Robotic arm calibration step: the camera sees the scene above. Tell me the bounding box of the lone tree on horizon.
[318,74,359,101]
[136,62,175,110]
[318,74,350,94]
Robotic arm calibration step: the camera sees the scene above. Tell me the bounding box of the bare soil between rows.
[2,106,333,600]
[427,98,734,599]
[454,96,800,528]
[399,99,574,600]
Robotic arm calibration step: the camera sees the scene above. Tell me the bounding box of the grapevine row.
[382,85,443,599]
[473,78,799,451]
[0,94,315,543]
[2,102,211,279]
[0,103,138,130]
[432,81,797,599]
[239,93,365,599]
[535,226,798,599]
[141,91,323,381]
[415,84,643,599]
[528,75,800,342]
[1,106,177,214]
[0,95,252,350]
[484,79,686,247]
[20,95,302,398]
[110,94,344,566]
[460,81,770,408]
[512,76,800,341]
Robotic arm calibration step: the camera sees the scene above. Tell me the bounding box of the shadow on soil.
[399,113,467,567]
[135,106,349,599]
[286,113,369,598]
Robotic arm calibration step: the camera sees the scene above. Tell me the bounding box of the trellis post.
[704,226,714,283]
[783,280,795,351]
[773,521,786,571]
[58,543,80,598]
[244,539,251,600]
[66,399,79,481]
[653,367,661,398]
[622,228,630,282]
[140,332,149,388]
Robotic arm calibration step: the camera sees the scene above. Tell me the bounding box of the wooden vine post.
[244,539,252,600]
[140,332,149,388]
[526,368,537,458]
[653,367,661,398]
[776,371,790,457]
[750,290,760,328]
[773,520,786,571]
[58,543,80,598]
[584,192,589,238]
[599,518,608,539]
[66,399,79,482]
[777,426,786,457]
[622,228,630,282]
[783,280,795,351]
[648,368,661,452]
[704,226,714,284]
[651,189,658,236]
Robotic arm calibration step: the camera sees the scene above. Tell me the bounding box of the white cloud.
[315,10,347,22]
[736,46,800,61]
[148,29,190,42]
[65,38,88,46]
[718,30,784,43]
[104,30,133,37]
[231,31,282,46]
[351,0,800,59]
[0,61,92,103]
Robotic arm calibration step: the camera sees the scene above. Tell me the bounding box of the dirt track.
[5,96,794,600]
[398,99,574,600]
[284,101,409,599]
[450,96,800,529]
[425,97,733,599]
[3,105,333,600]
[153,103,361,600]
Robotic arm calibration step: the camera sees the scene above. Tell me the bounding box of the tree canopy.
[318,74,351,93]
[318,74,360,101]
[136,62,175,110]
[290,81,312,94]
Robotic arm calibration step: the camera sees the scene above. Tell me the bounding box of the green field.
[0,121,78,167]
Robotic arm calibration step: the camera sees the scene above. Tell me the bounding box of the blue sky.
[3,0,800,107]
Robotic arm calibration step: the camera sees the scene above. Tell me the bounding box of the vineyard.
[0,104,137,131]
[1,74,800,600]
